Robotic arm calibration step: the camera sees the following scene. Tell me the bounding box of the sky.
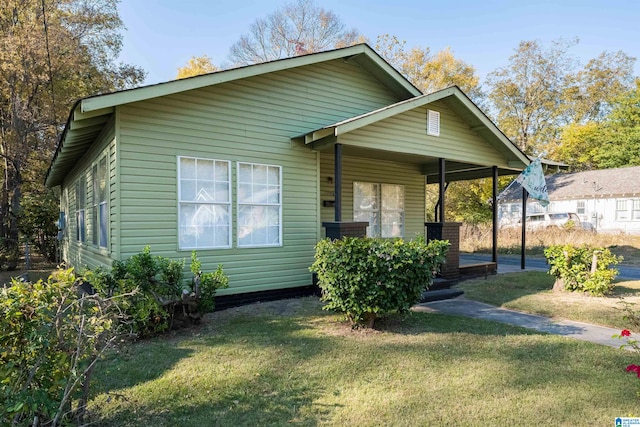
[116,0,640,86]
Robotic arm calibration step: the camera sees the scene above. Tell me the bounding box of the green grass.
[455,271,640,330]
[88,297,639,426]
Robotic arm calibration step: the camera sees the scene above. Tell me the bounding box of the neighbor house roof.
[500,165,640,202]
[45,44,421,187]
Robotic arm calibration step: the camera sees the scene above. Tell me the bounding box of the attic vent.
[427,110,440,136]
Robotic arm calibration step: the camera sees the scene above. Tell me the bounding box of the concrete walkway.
[415,297,626,348]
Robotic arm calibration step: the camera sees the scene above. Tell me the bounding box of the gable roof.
[500,166,640,202]
[296,86,531,182]
[45,44,421,187]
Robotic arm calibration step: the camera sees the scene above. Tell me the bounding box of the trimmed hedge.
[310,237,449,327]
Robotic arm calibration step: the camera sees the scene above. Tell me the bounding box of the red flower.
[626,364,640,373]
[622,329,632,337]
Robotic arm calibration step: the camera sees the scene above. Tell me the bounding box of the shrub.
[310,237,449,327]
[0,269,122,426]
[190,251,229,313]
[544,244,622,296]
[84,247,228,337]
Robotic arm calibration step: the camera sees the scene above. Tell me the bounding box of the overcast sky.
[116,0,640,85]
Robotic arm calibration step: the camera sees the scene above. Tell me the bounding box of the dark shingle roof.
[500,166,640,201]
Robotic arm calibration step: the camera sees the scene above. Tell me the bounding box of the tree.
[228,0,364,66]
[486,38,635,155]
[553,79,640,170]
[0,0,145,267]
[176,55,219,79]
[376,34,483,102]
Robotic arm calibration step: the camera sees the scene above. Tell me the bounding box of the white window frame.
[381,184,405,238]
[616,199,629,221]
[91,156,108,249]
[353,182,380,237]
[75,176,86,243]
[576,200,586,216]
[633,199,640,221]
[178,156,232,250]
[353,182,405,238]
[237,162,282,248]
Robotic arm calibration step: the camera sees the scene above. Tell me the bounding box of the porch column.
[334,143,342,222]
[492,166,498,263]
[322,143,368,239]
[438,158,445,223]
[521,188,528,269]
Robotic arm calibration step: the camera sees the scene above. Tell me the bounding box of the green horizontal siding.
[118,58,401,295]
[340,101,508,167]
[320,153,426,238]
[60,119,117,271]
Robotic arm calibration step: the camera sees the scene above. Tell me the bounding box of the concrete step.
[420,288,464,303]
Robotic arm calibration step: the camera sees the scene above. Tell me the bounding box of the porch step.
[420,288,464,303]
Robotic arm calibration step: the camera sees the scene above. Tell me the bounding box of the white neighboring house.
[498,166,640,234]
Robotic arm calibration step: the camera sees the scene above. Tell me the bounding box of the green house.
[45,44,529,299]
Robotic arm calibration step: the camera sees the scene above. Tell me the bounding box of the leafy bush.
[0,269,122,426]
[190,251,229,313]
[84,247,228,337]
[310,237,449,327]
[544,244,622,296]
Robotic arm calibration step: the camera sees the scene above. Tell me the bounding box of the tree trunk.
[553,278,566,293]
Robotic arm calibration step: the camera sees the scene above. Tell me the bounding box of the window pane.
[267,166,279,186]
[382,184,404,211]
[99,156,107,202]
[92,205,98,245]
[99,202,108,248]
[254,164,268,183]
[198,180,216,202]
[181,157,196,179]
[214,161,229,181]
[181,180,196,202]
[196,159,214,180]
[238,163,252,183]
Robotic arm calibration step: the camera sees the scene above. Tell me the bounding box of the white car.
[523,212,595,231]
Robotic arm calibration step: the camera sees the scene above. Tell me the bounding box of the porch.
[296,87,531,279]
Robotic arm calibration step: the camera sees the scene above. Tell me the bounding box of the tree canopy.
[0,0,144,265]
[228,0,364,66]
[553,78,640,170]
[376,35,482,102]
[485,38,635,155]
[176,55,219,79]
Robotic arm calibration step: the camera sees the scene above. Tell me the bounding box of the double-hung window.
[237,162,282,247]
[75,177,86,242]
[178,157,231,249]
[616,199,629,221]
[353,182,404,238]
[92,156,108,248]
[633,200,640,221]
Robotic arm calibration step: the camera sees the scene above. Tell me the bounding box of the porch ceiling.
[336,145,524,183]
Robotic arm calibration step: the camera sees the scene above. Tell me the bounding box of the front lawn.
[88,297,638,426]
[455,272,640,330]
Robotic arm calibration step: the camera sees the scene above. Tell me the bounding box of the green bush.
[0,269,121,426]
[84,247,228,337]
[190,251,229,313]
[544,244,622,296]
[310,237,449,327]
